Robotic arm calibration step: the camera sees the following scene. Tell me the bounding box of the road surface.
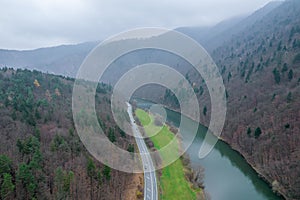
[127,103,158,200]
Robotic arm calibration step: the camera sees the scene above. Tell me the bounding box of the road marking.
[127,103,158,200]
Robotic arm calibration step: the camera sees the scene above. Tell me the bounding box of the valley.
[0,0,300,199]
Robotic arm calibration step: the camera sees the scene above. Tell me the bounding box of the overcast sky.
[0,0,273,50]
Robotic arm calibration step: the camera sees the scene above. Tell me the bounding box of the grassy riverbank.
[135,109,201,200]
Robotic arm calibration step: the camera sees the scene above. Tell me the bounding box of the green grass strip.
[135,109,199,200]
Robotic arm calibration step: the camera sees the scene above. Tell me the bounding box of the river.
[135,99,283,200]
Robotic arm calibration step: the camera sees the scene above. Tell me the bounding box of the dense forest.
[0,68,142,200]
[0,1,300,200]
[178,1,300,199]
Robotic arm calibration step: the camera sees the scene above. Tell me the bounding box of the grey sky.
[0,0,273,50]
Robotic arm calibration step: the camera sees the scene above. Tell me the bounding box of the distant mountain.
[0,42,97,77]
[177,1,283,51]
[176,15,245,50]
[1,2,299,199]
[175,25,212,45]
[0,2,282,79]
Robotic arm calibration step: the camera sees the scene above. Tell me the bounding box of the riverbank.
[133,98,285,199]
[216,136,286,200]
[135,108,204,200]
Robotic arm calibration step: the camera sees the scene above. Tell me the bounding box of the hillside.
[0,68,142,200]
[182,0,300,199]
[0,2,281,80]
[0,42,96,77]
[0,1,299,199]
[177,1,283,52]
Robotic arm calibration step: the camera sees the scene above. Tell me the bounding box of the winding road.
[127,103,158,200]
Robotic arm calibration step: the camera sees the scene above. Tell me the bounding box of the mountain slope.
[177,1,283,52]
[0,68,142,199]
[0,2,282,80]
[184,0,300,199]
[0,1,299,199]
[0,42,97,77]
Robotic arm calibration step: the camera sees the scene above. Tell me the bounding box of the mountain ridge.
[0,2,282,78]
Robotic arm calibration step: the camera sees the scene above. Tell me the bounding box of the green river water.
[136,99,283,200]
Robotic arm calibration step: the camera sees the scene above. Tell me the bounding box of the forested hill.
[0,68,141,200]
[0,42,96,77]
[0,2,283,81]
[0,0,300,199]
[176,1,283,52]
[182,0,300,199]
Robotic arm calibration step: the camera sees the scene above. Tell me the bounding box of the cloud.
[0,0,272,49]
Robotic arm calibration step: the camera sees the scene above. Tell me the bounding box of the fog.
[0,0,273,49]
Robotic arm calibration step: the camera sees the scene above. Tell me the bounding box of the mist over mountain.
[0,2,282,79]
[1,0,300,199]
[177,1,283,51]
[183,1,300,199]
[0,42,97,77]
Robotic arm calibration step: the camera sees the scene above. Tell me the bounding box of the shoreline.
[133,98,286,199]
[217,136,287,200]
[167,121,207,200]
[134,108,205,200]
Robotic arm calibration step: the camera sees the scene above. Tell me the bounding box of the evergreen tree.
[54,167,74,199]
[281,63,288,73]
[127,144,134,153]
[0,155,12,175]
[103,166,111,181]
[288,69,294,81]
[1,173,15,199]
[247,127,252,137]
[108,128,116,143]
[16,163,37,199]
[287,92,292,103]
[254,127,262,139]
[87,158,96,178]
[272,68,281,84]
[203,106,207,116]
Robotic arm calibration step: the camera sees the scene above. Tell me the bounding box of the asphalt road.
[127,103,158,200]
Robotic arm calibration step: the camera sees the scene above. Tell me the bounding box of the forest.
[0,68,142,200]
